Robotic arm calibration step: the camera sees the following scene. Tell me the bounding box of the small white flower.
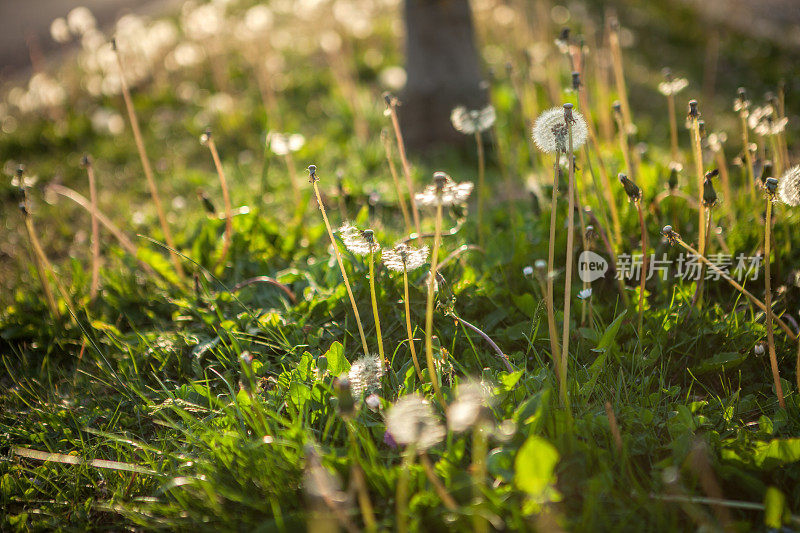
[450,105,496,134]
[339,224,380,256]
[269,132,305,156]
[577,288,592,300]
[415,172,473,207]
[754,343,765,356]
[657,78,688,96]
[532,107,588,154]
[778,165,800,207]
[382,243,429,272]
[349,354,384,399]
[523,266,534,277]
[385,394,445,450]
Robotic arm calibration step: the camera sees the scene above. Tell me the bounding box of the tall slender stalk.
[614,104,633,178]
[203,132,234,267]
[419,452,458,510]
[560,105,577,409]
[403,267,424,382]
[688,102,706,300]
[668,93,679,162]
[113,40,185,281]
[385,94,422,242]
[396,445,416,533]
[635,201,648,339]
[608,18,633,135]
[425,202,446,407]
[475,130,486,248]
[82,156,101,299]
[546,154,564,403]
[763,186,786,408]
[472,425,489,533]
[309,166,370,356]
[736,89,756,199]
[382,129,413,235]
[367,245,386,368]
[20,204,59,320]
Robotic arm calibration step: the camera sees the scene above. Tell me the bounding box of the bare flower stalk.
[475,129,486,248]
[419,452,458,510]
[688,101,706,297]
[82,156,101,299]
[472,425,489,533]
[425,201,446,407]
[636,200,647,339]
[735,89,756,198]
[382,130,413,235]
[385,94,422,242]
[202,132,234,268]
[560,104,578,409]
[607,19,634,135]
[396,444,415,533]
[113,40,185,281]
[546,155,564,402]
[763,180,785,409]
[20,203,59,319]
[403,267,424,382]
[604,401,623,454]
[667,92,679,162]
[309,165,370,356]
[662,226,796,342]
[613,103,633,178]
[367,242,386,368]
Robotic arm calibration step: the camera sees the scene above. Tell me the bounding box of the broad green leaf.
[514,435,559,498]
[323,341,350,376]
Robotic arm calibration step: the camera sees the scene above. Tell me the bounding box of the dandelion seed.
[450,105,496,134]
[577,288,592,300]
[349,354,384,399]
[747,105,774,132]
[382,243,429,272]
[414,172,473,207]
[447,380,493,433]
[532,107,588,153]
[339,223,380,256]
[385,394,445,450]
[777,165,800,206]
[753,116,788,137]
[658,77,688,96]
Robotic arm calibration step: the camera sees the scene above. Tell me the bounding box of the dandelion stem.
[739,112,756,199]
[764,200,786,408]
[667,93,679,162]
[692,209,712,307]
[670,234,796,342]
[608,21,634,134]
[690,115,706,304]
[84,158,101,299]
[546,154,564,403]
[635,201,647,341]
[614,111,633,179]
[114,43,185,282]
[387,98,422,243]
[368,250,386,368]
[425,203,446,407]
[419,452,458,510]
[312,180,370,356]
[396,445,415,533]
[22,213,59,320]
[382,131,413,236]
[475,130,486,249]
[346,425,376,532]
[472,426,489,533]
[206,137,234,268]
[559,118,576,410]
[604,401,623,454]
[403,267,424,382]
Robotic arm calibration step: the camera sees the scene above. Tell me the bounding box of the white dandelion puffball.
[415,172,474,207]
[778,165,800,207]
[447,380,493,432]
[382,243,429,272]
[450,105,496,134]
[339,223,380,256]
[577,288,592,300]
[385,394,445,450]
[269,132,305,156]
[532,106,588,153]
[658,77,688,96]
[349,354,384,399]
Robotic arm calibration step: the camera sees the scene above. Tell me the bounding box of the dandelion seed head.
[385,394,445,450]
[778,165,800,207]
[415,172,474,207]
[339,223,380,255]
[349,354,384,399]
[450,105,496,134]
[706,132,726,153]
[447,380,493,432]
[382,243,429,272]
[658,77,688,96]
[532,107,588,153]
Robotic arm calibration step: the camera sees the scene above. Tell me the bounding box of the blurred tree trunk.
[401,0,486,151]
